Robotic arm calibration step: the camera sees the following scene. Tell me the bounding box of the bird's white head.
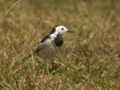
[51,25,72,34]
[50,25,72,40]
[55,25,69,34]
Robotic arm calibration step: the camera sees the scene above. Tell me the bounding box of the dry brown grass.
[0,0,120,90]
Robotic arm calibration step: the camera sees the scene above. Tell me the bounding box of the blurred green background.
[0,0,120,90]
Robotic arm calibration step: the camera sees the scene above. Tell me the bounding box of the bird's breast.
[54,34,64,47]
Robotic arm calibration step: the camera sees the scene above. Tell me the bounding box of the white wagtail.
[23,25,72,63]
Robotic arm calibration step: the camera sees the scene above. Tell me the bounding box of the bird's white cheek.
[60,31,64,34]
[62,30,67,34]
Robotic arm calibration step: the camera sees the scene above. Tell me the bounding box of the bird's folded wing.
[33,42,55,55]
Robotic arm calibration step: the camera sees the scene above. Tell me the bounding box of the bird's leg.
[49,58,57,70]
[51,61,55,70]
[43,59,50,74]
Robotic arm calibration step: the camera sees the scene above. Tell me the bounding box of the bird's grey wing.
[33,43,48,55]
[33,42,56,58]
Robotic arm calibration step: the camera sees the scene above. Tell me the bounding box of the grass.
[0,0,120,90]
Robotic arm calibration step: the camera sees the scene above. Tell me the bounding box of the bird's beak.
[67,30,73,33]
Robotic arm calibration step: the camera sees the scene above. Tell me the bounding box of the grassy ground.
[0,0,120,90]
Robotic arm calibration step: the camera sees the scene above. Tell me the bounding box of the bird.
[22,25,72,64]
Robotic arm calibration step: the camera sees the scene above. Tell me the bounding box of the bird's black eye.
[61,28,64,30]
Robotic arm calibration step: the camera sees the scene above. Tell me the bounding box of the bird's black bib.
[54,34,63,47]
